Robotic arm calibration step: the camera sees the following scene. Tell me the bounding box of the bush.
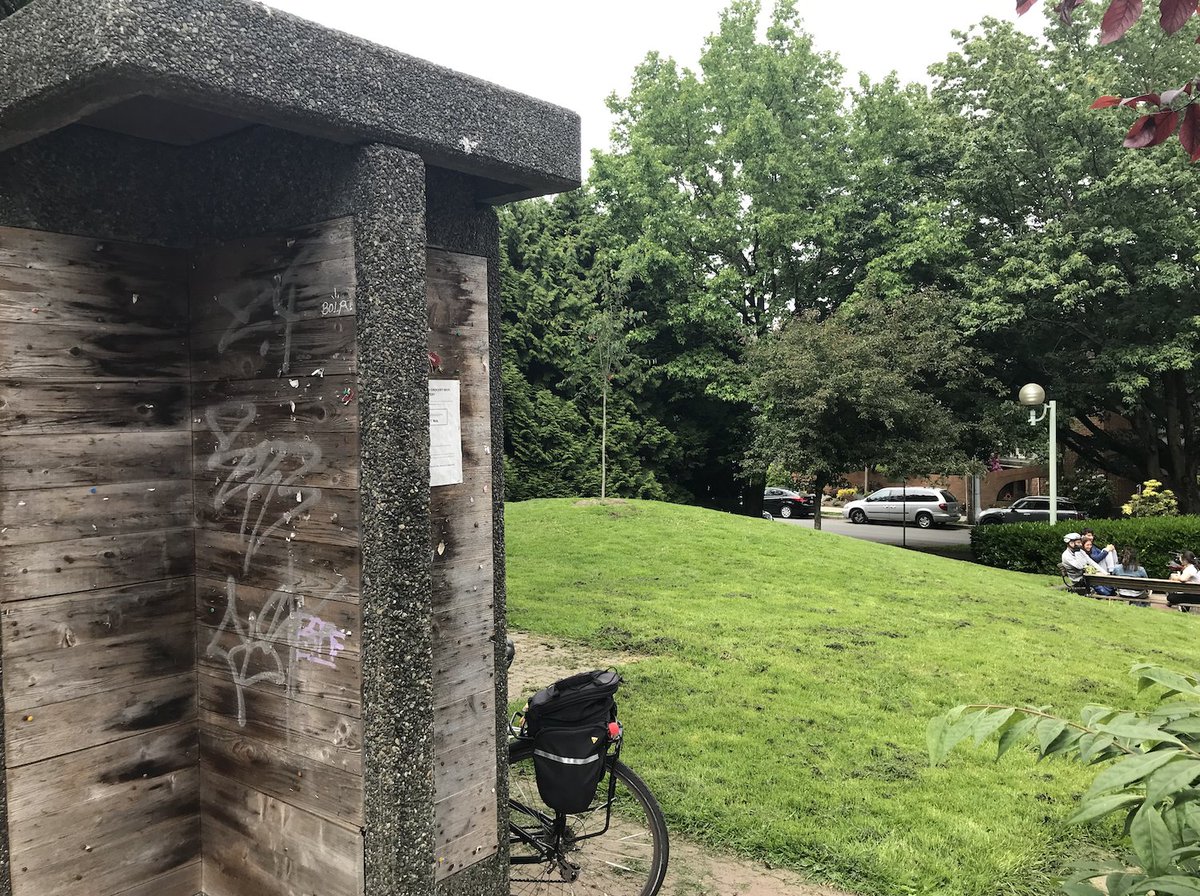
[972,515,1200,577]
[1122,479,1179,518]
[835,487,858,503]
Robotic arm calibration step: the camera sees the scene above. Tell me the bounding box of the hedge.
[971,515,1200,577]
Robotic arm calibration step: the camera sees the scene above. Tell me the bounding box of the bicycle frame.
[507,735,623,864]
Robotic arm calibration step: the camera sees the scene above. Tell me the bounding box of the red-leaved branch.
[1018,1,1200,158]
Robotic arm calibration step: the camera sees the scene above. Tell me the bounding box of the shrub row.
[971,515,1200,577]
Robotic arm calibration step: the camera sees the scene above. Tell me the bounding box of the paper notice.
[429,379,464,486]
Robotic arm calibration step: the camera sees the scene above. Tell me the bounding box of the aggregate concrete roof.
[0,0,581,202]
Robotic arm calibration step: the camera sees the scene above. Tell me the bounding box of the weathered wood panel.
[193,429,359,491]
[0,479,193,547]
[197,677,362,776]
[0,528,194,601]
[427,249,499,880]
[0,226,198,896]
[11,808,199,896]
[200,725,364,827]
[0,431,191,490]
[5,672,196,767]
[0,379,189,435]
[190,258,357,330]
[194,529,359,601]
[0,225,189,281]
[201,772,364,896]
[0,264,189,328]
[190,218,354,288]
[7,725,198,829]
[190,317,356,382]
[193,218,363,895]
[196,575,359,655]
[2,578,192,658]
[3,584,193,708]
[110,863,201,896]
[193,482,360,553]
[0,320,188,380]
[111,863,202,896]
[199,624,361,720]
[435,780,503,878]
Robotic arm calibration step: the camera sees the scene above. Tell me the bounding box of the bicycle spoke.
[508,747,668,896]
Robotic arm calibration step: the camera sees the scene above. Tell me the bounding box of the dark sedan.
[976,496,1085,524]
[762,487,816,519]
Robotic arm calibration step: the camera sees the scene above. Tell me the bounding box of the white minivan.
[842,487,962,529]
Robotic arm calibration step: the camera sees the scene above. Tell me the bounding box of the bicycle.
[506,639,669,896]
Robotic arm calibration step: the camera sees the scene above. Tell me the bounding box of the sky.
[263,0,1043,163]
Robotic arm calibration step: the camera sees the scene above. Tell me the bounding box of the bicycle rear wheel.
[508,740,668,896]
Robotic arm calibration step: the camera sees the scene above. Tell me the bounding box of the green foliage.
[746,290,1006,493]
[933,10,1200,512]
[971,516,1200,576]
[498,195,681,502]
[508,499,1197,895]
[1064,469,1119,519]
[1123,480,1181,518]
[929,665,1200,894]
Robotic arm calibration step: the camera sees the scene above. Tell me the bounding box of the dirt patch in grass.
[506,630,644,701]
[506,631,857,896]
[665,839,856,896]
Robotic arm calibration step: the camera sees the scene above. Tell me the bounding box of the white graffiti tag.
[207,566,350,727]
[216,270,302,375]
[205,401,323,573]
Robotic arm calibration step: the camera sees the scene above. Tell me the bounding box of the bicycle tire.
[508,740,669,896]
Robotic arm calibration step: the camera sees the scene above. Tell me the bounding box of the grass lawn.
[504,498,1198,896]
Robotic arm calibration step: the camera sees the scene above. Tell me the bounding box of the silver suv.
[842,487,963,529]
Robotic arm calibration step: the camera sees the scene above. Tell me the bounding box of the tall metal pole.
[1049,399,1058,525]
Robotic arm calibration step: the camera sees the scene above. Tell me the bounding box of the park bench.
[1069,570,1200,612]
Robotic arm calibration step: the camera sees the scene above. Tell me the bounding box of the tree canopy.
[499,0,1200,514]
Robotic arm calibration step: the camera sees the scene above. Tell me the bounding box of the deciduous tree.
[746,291,1005,529]
[932,14,1200,511]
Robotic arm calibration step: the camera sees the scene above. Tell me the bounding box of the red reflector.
[608,722,622,739]
[938,502,947,510]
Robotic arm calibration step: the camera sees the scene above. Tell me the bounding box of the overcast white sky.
[264,1,1042,163]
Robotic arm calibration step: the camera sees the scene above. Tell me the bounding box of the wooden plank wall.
[0,226,201,896]
[190,218,365,896]
[427,249,499,879]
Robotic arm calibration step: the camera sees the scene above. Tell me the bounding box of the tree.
[563,267,646,500]
[590,0,850,514]
[1018,0,1200,159]
[498,193,680,502]
[932,13,1200,511]
[746,290,1005,529]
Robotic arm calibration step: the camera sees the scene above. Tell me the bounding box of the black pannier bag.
[523,669,621,814]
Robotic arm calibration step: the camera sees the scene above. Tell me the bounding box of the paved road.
[777,513,972,549]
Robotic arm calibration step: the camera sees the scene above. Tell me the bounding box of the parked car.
[842,487,962,529]
[975,496,1085,525]
[762,487,815,519]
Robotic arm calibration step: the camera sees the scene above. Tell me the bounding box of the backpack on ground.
[522,669,621,814]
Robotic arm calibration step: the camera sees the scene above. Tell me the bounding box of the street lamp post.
[1018,383,1058,525]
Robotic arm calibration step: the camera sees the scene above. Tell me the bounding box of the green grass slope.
[505,498,1198,896]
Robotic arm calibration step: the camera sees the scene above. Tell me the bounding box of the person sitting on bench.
[1061,533,1114,594]
[1112,547,1149,603]
[1167,550,1200,607]
[1082,531,1117,573]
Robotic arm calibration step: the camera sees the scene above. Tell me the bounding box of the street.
[777,513,973,550]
